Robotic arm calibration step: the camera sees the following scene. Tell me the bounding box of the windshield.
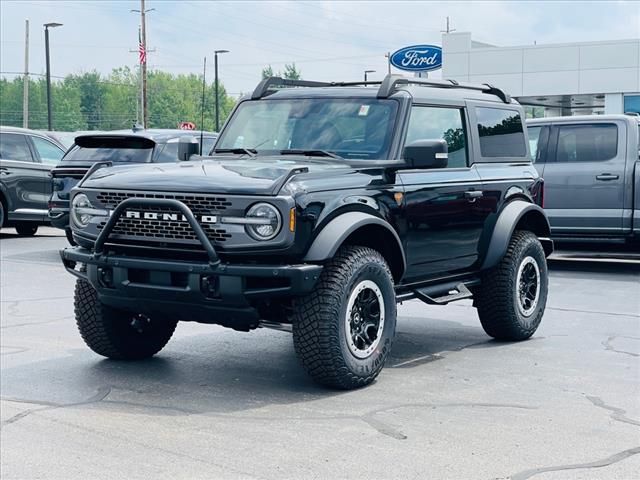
[63,146,153,163]
[216,98,399,160]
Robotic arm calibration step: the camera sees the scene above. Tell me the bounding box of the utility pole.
[131,0,154,128]
[214,49,229,132]
[44,22,62,131]
[385,52,391,75]
[23,19,29,128]
[441,16,456,34]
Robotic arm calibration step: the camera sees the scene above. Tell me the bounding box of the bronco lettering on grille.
[122,210,218,224]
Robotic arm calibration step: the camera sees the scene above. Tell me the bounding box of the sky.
[1,0,639,97]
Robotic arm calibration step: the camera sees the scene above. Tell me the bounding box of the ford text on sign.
[390,45,442,72]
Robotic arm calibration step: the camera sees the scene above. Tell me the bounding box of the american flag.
[138,29,146,65]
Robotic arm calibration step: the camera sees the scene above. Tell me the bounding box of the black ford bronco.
[61,75,553,389]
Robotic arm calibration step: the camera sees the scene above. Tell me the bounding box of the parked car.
[528,115,640,244]
[0,126,66,235]
[61,75,552,389]
[49,129,217,243]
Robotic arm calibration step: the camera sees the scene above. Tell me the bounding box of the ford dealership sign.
[390,45,442,72]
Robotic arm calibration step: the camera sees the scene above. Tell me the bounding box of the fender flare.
[304,211,406,271]
[480,201,552,270]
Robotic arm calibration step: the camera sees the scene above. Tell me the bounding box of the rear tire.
[74,278,177,360]
[292,246,397,389]
[15,223,38,236]
[0,200,5,228]
[475,230,548,341]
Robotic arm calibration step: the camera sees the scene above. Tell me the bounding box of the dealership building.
[441,32,640,117]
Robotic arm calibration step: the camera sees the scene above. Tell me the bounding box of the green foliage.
[0,67,237,132]
[261,63,302,80]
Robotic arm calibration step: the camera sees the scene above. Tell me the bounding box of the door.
[0,132,49,221]
[542,122,626,234]
[29,135,65,205]
[399,105,488,281]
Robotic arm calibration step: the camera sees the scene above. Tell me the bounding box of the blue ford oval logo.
[390,45,442,72]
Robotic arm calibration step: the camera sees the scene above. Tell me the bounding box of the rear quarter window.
[476,107,527,158]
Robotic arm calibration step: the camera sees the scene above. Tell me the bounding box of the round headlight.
[245,203,282,241]
[71,193,93,228]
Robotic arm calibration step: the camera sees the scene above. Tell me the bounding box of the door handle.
[0,168,11,175]
[596,174,619,181]
[464,190,483,202]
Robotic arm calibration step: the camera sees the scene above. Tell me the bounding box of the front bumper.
[61,247,322,331]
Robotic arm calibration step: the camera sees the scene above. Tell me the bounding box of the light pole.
[364,70,375,82]
[44,22,62,130]
[214,49,229,132]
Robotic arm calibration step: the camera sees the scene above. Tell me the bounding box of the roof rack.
[251,75,511,104]
[376,75,511,103]
[252,77,331,99]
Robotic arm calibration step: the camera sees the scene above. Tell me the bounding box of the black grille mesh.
[96,192,234,244]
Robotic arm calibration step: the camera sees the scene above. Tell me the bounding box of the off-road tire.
[15,223,38,236]
[292,246,396,389]
[475,230,548,341]
[65,228,76,246]
[0,199,5,228]
[74,278,177,360]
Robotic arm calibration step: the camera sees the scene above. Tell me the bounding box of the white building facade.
[441,32,640,117]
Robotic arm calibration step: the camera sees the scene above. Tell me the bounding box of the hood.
[80,156,359,195]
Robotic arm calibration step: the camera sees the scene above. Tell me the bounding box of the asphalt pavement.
[1,228,639,480]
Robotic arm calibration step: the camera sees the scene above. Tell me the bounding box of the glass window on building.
[624,95,640,114]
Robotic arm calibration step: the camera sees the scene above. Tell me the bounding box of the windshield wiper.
[279,149,343,159]
[213,148,257,157]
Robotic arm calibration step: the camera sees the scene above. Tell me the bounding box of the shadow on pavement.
[1,318,500,415]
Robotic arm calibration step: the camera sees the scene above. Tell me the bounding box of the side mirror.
[403,139,448,169]
[177,136,200,161]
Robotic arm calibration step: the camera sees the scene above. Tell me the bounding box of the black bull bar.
[60,197,322,330]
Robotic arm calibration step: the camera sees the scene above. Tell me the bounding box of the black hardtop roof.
[250,74,516,105]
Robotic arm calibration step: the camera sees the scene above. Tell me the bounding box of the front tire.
[74,278,177,360]
[475,230,548,341]
[292,246,397,389]
[15,223,38,236]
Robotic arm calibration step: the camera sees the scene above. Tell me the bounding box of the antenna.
[200,56,206,155]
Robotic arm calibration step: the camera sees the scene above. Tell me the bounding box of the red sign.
[179,121,196,130]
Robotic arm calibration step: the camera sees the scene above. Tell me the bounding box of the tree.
[261,65,275,79]
[0,67,237,132]
[261,63,302,80]
[282,63,301,80]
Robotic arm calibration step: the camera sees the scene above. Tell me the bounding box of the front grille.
[97,191,232,215]
[96,192,235,246]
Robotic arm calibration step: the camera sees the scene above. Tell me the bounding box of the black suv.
[0,126,66,235]
[61,76,552,389]
[50,129,218,244]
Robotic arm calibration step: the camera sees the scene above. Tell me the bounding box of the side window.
[476,107,527,157]
[202,137,217,155]
[154,143,179,163]
[405,106,468,168]
[527,126,542,162]
[31,136,65,165]
[0,133,33,162]
[555,124,617,163]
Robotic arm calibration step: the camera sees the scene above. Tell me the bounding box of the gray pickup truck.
[527,114,640,244]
